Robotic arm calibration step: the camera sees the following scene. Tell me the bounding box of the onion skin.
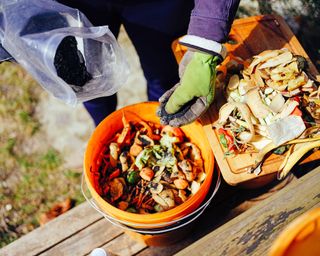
[246,88,272,119]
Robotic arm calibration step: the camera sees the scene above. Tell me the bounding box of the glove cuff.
[179,35,227,62]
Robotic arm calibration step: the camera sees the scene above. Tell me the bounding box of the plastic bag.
[0,0,129,105]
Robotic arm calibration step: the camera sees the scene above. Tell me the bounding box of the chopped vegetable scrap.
[213,49,320,177]
[216,102,255,155]
[303,86,320,121]
[96,117,205,214]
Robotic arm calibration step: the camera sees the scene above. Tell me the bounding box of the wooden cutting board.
[200,15,320,187]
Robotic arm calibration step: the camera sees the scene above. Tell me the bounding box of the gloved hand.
[157,35,225,127]
[158,51,219,127]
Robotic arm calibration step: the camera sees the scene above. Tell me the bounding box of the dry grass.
[0,63,84,247]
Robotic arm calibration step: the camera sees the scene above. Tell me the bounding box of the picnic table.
[1,15,320,256]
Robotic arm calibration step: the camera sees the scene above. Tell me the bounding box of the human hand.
[157,49,220,127]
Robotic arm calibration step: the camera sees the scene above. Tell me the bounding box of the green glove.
[158,52,219,127]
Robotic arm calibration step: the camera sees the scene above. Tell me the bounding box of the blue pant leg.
[83,94,117,126]
[121,0,194,101]
[57,0,193,124]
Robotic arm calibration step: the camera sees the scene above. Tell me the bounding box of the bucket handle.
[81,172,221,234]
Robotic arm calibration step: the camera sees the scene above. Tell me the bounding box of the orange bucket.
[83,102,218,245]
[269,208,320,256]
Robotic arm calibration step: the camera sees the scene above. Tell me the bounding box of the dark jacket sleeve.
[187,0,240,43]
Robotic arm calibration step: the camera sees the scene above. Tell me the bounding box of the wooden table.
[1,163,319,256]
[1,14,320,256]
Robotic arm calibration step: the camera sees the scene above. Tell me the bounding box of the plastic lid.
[90,248,108,256]
[269,208,320,256]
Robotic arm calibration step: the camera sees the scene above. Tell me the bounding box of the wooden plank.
[0,202,102,256]
[99,233,146,256]
[136,173,299,256]
[175,166,320,256]
[42,219,123,256]
[1,162,304,256]
[201,14,320,186]
[135,238,191,256]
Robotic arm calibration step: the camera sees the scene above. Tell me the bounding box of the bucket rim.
[81,169,221,233]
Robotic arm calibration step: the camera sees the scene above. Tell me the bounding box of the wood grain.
[99,233,146,256]
[41,218,122,256]
[201,14,320,186]
[175,166,320,256]
[0,202,103,256]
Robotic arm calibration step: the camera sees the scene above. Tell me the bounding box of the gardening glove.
[158,35,226,127]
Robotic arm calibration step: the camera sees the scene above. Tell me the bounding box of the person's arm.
[180,0,240,58]
[158,0,240,127]
[188,0,240,43]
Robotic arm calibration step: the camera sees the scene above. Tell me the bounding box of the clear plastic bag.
[0,0,129,105]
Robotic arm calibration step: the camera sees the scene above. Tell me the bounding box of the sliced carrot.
[100,160,110,177]
[109,169,120,180]
[103,185,110,195]
[291,106,302,116]
[118,201,129,211]
[151,134,161,141]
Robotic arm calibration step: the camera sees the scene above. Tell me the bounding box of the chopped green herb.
[219,134,228,148]
[127,170,140,184]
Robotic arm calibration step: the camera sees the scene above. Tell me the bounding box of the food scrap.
[96,116,205,214]
[213,49,320,177]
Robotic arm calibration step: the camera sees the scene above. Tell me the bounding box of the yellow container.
[269,208,320,256]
